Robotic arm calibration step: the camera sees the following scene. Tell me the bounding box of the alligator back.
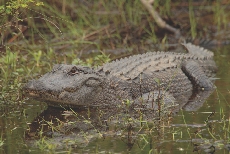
[100,43,216,81]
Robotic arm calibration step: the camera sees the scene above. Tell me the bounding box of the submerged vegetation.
[0,0,230,153]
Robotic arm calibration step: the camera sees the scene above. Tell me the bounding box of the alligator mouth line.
[24,90,40,97]
[24,89,60,100]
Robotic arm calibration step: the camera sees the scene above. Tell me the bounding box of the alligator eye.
[68,66,78,76]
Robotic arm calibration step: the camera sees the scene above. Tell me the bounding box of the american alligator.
[23,43,217,108]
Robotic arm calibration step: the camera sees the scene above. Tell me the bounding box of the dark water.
[0,45,230,154]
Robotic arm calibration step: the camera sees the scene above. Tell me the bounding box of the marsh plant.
[0,0,230,153]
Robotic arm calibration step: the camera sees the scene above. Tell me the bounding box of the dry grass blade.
[140,0,181,39]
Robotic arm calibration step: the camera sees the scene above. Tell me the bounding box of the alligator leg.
[181,61,214,90]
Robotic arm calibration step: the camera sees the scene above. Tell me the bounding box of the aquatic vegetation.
[0,133,4,147]
[0,0,230,153]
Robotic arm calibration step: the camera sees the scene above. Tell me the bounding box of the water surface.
[0,45,230,154]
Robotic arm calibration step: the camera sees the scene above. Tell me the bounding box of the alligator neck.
[92,75,131,107]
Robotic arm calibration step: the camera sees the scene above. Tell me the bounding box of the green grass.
[0,133,4,147]
[0,0,230,153]
[1,0,230,52]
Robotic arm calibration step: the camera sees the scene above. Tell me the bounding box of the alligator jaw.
[23,80,39,97]
[24,90,39,98]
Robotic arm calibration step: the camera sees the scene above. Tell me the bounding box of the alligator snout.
[23,79,65,99]
[23,79,47,97]
[23,79,43,90]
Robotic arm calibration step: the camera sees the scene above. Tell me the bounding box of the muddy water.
[0,45,230,154]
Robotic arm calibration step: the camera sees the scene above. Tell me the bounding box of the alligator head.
[23,64,105,107]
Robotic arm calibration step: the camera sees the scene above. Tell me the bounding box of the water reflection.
[0,45,230,153]
[25,89,215,152]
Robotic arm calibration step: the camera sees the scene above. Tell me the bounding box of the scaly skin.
[23,43,217,108]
